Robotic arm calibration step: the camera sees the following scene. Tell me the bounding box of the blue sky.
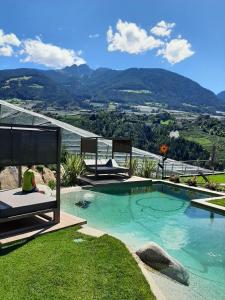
[0,0,224,93]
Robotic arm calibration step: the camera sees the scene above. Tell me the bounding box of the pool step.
[78,225,105,238]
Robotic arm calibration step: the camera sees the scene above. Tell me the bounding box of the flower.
[160,144,169,155]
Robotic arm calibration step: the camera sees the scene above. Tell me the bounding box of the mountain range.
[0,64,224,112]
[217,91,225,102]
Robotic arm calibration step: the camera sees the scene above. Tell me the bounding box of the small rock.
[136,242,189,285]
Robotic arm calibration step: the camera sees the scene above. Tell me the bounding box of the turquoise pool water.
[61,182,225,299]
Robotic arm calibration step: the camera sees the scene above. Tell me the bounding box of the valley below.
[0,64,224,169]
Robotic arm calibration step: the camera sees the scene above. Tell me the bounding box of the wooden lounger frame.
[0,123,61,236]
[80,137,132,177]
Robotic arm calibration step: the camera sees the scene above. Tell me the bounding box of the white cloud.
[157,38,194,64]
[0,28,86,68]
[89,33,100,39]
[150,20,175,37]
[0,29,20,57]
[20,38,86,68]
[0,29,21,46]
[107,19,163,54]
[107,19,195,64]
[0,45,13,56]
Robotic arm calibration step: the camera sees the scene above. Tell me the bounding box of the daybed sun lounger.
[81,137,132,178]
[0,188,56,221]
[0,124,61,237]
[84,158,129,175]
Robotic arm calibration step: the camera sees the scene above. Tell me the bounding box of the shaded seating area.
[0,188,57,219]
[81,137,132,178]
[0,123,61,237]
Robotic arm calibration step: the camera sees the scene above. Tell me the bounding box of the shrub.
[61,144,69,164]
[125,157,139,176]
[139,158,156,178]
[205,182,219,191]
[48,179,56,190]
[186,176,197,186]
[125,157,156,178]
[62,154,85,186]
[169,175,180,183]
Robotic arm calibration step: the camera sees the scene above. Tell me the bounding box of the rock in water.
[136,242,189,286]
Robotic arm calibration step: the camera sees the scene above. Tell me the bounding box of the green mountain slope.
[0,65,223,111]
[0,68,76,104]
[217,91,225,101]
[84,67,219,108]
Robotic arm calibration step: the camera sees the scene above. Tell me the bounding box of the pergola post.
[54,127,61,223]
[18,166,22,187]
[95,137,98,178]
[129,141,132,177]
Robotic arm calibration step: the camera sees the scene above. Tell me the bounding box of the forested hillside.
[57,111,210,162]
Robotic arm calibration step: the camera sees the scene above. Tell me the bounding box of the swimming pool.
[61,182,225,300]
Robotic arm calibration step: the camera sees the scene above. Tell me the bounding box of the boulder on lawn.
[136,242,189,286]
[42,167,56,184]
[0,166,19,189]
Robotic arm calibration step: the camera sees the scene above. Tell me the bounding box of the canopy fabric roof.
[0,124,60,167]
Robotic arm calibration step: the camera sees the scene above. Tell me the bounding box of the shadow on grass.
[0,238,32,256]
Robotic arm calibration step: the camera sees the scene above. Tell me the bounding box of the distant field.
[160,119,173,125]
[181,128,225,160]
[119,89,151,94]
[108,102,117,110]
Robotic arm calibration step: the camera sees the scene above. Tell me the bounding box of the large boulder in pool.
[136,242,189,286]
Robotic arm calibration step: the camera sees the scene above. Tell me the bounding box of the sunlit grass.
[0,227,154,300]
[208,198,225,207]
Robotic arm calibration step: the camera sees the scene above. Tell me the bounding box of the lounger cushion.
[84,159,108,167]
[86,165,128,174]
[84,158,129,175]
[0,189,56,218]
[105,159,113,167]
[105,159,121,167]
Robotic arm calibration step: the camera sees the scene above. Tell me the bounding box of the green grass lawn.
[208,198,225,207]
[180,174,225,185]
[0,227,154,300]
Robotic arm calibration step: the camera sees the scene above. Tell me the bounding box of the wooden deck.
[0,212,86,246]
[78,175,151,186]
